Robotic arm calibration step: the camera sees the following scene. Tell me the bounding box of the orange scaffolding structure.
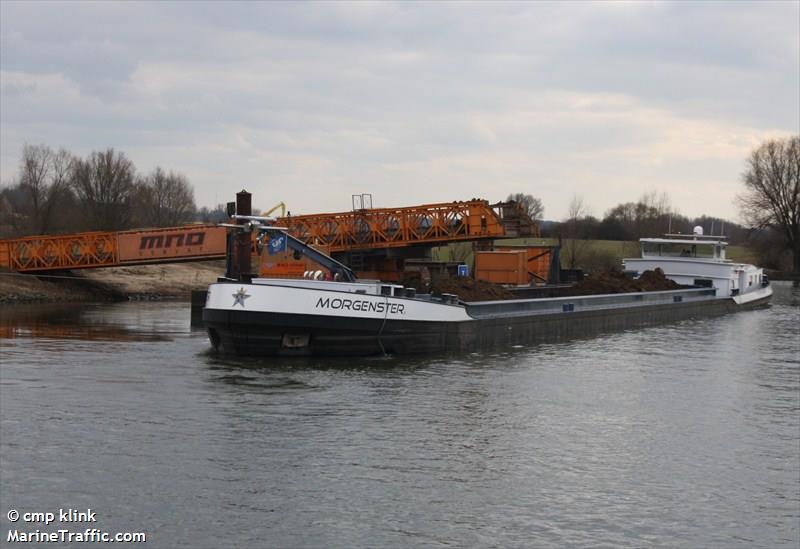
[276,199,535,251]
[0,225,226,272]
[0,199,537,273]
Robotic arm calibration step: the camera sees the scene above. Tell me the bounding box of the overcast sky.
[1,1,798,221]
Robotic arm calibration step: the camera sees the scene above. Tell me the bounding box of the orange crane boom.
[277,199,536,252]
[0,199,536,273]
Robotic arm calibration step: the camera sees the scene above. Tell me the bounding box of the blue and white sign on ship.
[268,234,287,255]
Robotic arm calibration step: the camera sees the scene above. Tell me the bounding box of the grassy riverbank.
[0,261,225,303]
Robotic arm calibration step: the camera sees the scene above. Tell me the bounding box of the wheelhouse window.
[642,242,715,258]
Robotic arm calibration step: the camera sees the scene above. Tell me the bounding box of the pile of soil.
[411,268,680,303]
[636,268,683,291]
[565,268,681,296]
[429,277,515,302]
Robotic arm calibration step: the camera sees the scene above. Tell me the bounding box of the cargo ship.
[202,220,772,357]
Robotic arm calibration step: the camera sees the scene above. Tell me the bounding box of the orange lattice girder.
[276,199,534,252]
[0,225,226,272]
[0,199,537,272]
[3,231,119,272]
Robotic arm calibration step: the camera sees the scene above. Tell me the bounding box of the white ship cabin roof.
[639,234,729,261]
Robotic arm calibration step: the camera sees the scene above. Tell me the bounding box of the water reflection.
[0,302,185,342]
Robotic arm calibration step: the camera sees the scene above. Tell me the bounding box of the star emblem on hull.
[232,287,250,307]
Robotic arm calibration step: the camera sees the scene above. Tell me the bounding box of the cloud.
[1,1,797,221]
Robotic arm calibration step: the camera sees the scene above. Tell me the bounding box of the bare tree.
[738,136,800,272]
[136,167,196,227]
[561,194,590,269]
[18,144,52,233]
[40,148,74,233]
[567,194,587,221]
[603,191,676,239]
[4,144,199,235]
[507,192,544,222]
[72,148,136,231]
[0,187,20,237]
[13,144,78,234]
[639,190,673,236]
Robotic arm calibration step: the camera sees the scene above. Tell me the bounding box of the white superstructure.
[623,229,772,305]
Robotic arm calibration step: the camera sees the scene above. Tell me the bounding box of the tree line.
[537,191,750,244]
[3,135,797,272]
[0,144,196,237]
[508,134,798,272]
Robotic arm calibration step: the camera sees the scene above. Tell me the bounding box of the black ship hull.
[203,290,772,357]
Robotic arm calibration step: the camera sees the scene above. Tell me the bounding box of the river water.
[1,282,798,548]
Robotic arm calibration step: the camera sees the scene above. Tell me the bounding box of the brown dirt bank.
[0,261,225,304]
